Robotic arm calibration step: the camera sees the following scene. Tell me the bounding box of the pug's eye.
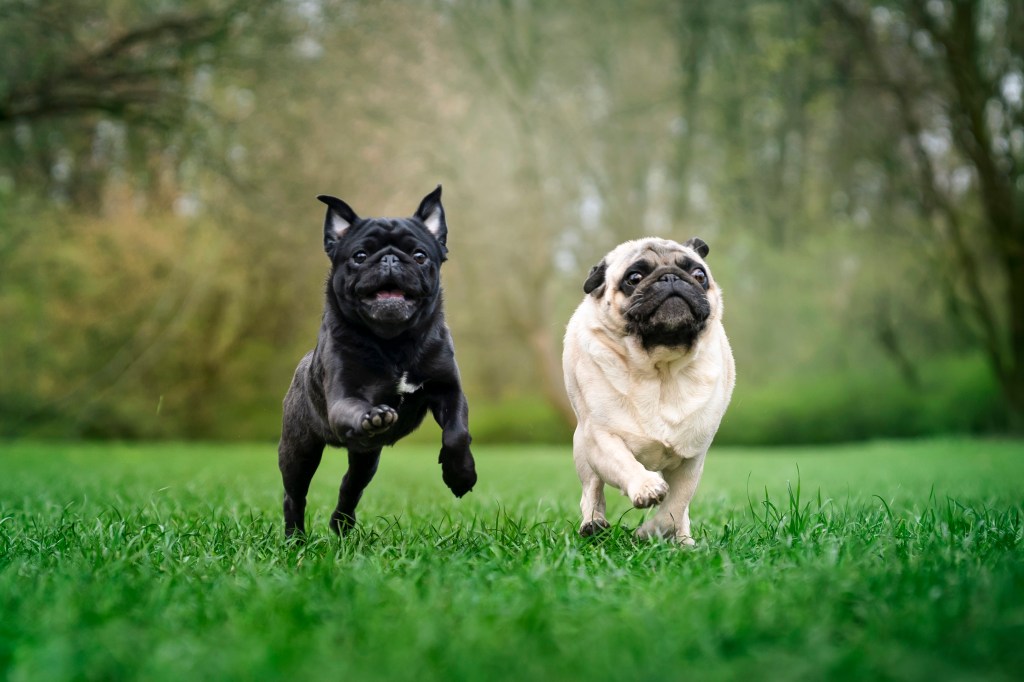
[352,251,368,264]
[625,272,644,287]
[691,268,707,284]
[412,250,428,265]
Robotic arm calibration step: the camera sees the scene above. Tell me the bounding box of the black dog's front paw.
[349,405,398,437]
[439,451,477,497]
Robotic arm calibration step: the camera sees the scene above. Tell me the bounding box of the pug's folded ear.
[583,259,607,297]
[684,237,709,259]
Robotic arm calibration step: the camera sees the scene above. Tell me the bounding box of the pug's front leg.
[328,397,398,439]
[429,389,477,497]
[586,429,668,509]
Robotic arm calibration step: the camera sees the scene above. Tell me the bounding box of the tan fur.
[563,238,735,544]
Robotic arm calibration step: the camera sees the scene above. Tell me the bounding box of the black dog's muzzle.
[379,253,402,272]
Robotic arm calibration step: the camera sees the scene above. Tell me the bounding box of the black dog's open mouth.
[372,289,408,301]
[360,289,417,327]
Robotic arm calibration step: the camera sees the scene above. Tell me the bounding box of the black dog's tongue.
[375,290,406,300]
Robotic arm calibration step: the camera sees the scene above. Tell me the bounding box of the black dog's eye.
[352,251,368,264]
[691,268,707,284]
[625,272,644,286]
[412,250,428,265]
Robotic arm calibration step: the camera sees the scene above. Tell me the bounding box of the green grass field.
[2,439,1023,681]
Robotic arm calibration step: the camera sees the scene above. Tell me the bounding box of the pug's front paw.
[628,474,668,509]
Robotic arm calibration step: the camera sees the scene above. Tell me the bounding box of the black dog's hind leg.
[279,432,325,539]
[329,449,382,535]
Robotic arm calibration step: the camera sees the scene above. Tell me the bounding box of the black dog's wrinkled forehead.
[343,218,443,257]
[319,185,449,260]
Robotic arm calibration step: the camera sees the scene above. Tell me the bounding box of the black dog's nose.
[380,254,400,268]
[659,273,681,283]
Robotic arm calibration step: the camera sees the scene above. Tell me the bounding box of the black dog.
[277,186,476,537]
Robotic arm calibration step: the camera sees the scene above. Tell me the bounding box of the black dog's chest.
[360,369,424,407]
[345,391,430,450]
[335,371,430,449]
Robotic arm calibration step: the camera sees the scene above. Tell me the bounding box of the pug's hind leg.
[639,454,705,545]
[330,449,382,535]
[575,448,608,536]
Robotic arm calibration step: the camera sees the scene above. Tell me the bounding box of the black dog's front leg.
[328,396,398,439]
[430,389,477,497]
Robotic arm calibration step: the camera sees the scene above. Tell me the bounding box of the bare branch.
[827,0,1009,378]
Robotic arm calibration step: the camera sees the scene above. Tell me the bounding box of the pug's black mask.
[623,259,712,350]
[319,186,448,340]
[585,237,715,351]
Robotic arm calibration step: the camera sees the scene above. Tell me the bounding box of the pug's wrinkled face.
[318,187,449,340]
[583,237,721,350]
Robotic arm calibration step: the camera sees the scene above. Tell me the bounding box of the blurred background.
[1,0,1021,445]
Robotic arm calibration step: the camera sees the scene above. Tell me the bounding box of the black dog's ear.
[317,195,359,253]
[414,185,447,247]
[583,259,607,297]
[684,237,710,259]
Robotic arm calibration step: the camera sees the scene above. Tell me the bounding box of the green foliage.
[1,440,1023,681]
[359,397,574,448]
[460,397,575,445]
[717,354,1007,445]
[2,0,1022,441]
[444,354,1001,446]
[0,208,304,440]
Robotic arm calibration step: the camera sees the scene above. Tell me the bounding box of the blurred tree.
[0,0,307,437]
[0,0,1013,442]
[0,0,289,211]
[1,5,223,125]
[826,0,1024,428]
[444,0,685,424]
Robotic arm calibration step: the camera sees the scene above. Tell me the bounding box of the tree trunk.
[828,0,1024,432]
[1000,259,1024,432]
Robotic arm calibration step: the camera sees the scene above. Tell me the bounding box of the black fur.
[278,186,476,538]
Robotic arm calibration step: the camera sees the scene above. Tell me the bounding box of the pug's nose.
[659,273,681,283]
[380,254,400,269]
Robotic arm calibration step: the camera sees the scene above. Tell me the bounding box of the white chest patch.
[397,372,423,395]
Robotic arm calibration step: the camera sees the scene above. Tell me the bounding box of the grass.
[2,438,1023,681]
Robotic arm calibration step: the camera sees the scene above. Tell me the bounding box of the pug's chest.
[616,373,724,466]
[619,412,706,470]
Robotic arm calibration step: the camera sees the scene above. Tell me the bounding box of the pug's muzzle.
[625,266,711,349]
